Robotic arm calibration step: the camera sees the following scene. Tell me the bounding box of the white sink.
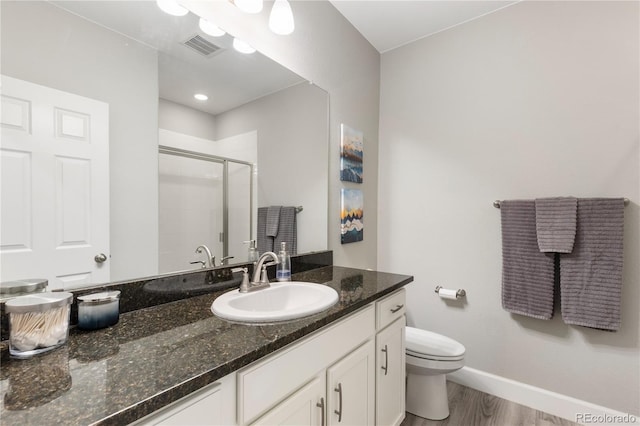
[211,281,339,323]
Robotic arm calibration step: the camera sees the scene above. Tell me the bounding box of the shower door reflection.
[158,148,253,273]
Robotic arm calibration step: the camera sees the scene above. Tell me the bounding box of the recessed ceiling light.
[194,93,208,101]
[156,0,188,16]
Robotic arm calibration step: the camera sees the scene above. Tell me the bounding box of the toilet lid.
[406,326,465,358]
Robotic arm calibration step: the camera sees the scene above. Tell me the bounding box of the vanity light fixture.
[156,0,188,16]
[194,93,209,101]
[234,0,263,14]
[233,38,256,54]
[269,0,295,35]
[199,18,226,37]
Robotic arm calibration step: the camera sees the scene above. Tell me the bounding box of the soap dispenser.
[276,242,291,282]
[244,240,259,262]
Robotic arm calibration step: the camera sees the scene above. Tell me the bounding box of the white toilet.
[405,326,466,420]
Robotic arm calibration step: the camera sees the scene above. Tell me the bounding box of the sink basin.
[211,282,339,323]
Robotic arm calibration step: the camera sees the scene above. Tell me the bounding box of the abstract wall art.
[340,124,363,183]
[340,188,363,244]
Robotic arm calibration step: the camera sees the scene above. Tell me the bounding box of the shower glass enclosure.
[158,146,254,273]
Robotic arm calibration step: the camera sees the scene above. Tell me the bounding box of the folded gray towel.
[501,200,556,320]
[560,198,625,331]
[274,206,297,255]
[266,206,282,237]
[535,197,577,253]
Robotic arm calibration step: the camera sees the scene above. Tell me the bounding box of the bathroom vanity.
[0,265,412,425]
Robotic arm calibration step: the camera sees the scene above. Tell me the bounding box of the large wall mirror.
[0,1,329,290]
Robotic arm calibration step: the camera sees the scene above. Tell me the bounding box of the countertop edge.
[99,274,413,425]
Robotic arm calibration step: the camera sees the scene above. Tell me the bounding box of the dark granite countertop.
[0,266,413,426]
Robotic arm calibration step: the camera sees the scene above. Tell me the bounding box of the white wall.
[159,99,217,141]
[1,1,159,282]
[215,82,328,255]
[183,0,381,269]
[378,1,639,415]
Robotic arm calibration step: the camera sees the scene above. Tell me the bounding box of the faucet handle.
[260,264,270,284]
[239,268,250,292]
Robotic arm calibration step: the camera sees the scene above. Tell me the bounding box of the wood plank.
[401,382,582,426]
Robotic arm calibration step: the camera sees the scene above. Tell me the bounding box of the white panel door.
[1,75,109,289]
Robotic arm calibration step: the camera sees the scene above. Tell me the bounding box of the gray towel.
[274,206,297,255]
[535,197,577,253]
[257,207,272,255]
[501,200,556,319]
[560,198,625,331]
[266,206,282,237]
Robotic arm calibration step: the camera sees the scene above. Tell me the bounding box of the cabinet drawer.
[376,289,406,330]
[238,304,375,425]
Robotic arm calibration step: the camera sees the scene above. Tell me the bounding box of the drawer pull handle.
[316,397,325,426]
[334,383,343,422]
[381,344,388,375]
[390,304,404,313]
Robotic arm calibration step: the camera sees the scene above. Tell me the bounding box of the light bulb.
[233,38,256,54]
[269,0,294,35]
[199,18,225,37]
[194,94,208,101]
[234,0,263,14]
[156,0,188,16]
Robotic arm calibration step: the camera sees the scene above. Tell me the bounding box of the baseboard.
[448,367,639,425]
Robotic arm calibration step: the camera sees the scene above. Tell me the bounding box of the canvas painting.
[340,124,363,183]
[341,188,363,244]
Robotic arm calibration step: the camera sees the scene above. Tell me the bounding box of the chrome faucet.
[195,245,215,268]
[252,251,279,284]
[220,256,235,265]
[238,251,279,293]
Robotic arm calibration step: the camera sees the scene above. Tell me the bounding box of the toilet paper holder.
[435,286,466,299]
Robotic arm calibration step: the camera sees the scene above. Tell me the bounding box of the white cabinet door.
[0,75,110,289]
[135,373,236,426]
[327,339,375,426]
[252,376,326,426]
[376,316,406,426]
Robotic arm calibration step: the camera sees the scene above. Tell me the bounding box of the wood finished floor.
[400,381,582,426]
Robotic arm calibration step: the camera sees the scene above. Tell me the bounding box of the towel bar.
[493,198,629,208]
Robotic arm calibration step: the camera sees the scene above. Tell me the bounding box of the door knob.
[94,253,108,263]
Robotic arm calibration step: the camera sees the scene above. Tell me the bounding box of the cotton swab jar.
[5,292,73,358]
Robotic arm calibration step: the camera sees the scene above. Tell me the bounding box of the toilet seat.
[406,326,465,361]
[407,349,464,362]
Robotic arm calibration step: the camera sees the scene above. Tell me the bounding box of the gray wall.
[215,82,329,254]
[183,0,381,269]
[1,1,159,282]
[158,83,329,255]
[159,99,217,141]
[378,1,639,414]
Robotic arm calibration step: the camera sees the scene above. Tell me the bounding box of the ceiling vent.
[183,35,222,57]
